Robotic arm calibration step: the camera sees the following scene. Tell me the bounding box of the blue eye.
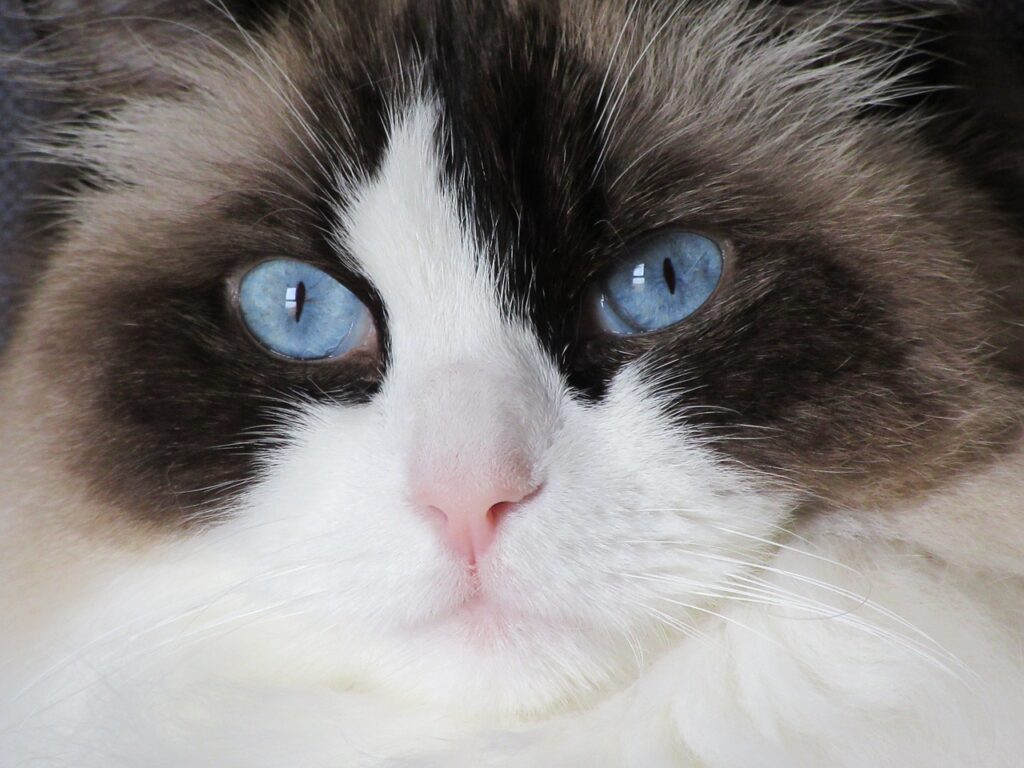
[590,231,723,334]
[237,259,375,360]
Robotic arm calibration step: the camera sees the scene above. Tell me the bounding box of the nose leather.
[413,475,537,564]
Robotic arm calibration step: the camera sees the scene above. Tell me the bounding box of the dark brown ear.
[785,0,1024,377]
[16,0,285,102]
[768,1,1024,223]
[819,0,1024,378]
[923,3,1024,379]
[911,2,1024,228]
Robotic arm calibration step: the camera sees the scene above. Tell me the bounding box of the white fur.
[2,101,1023,767]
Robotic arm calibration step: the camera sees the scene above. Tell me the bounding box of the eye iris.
[595,232,723,334]
[238,259,372,360]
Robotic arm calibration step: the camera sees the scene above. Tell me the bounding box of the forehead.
[339,99,511,363]
[268,0,877,354]
[290,0,616,347]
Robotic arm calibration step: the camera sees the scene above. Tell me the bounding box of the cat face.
[6,0,1022,712]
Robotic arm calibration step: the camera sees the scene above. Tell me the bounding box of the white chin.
[376,619,629,716]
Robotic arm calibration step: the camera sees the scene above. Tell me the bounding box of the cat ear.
[805,0,1024,376]
[822,0,1024,223]
[920,2,1024,222]
[905,2,1024,376]
[18,0,284,102]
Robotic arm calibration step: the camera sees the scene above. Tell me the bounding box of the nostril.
[412,482,545,563]
[487,482,542,525]
[486,500,514,528]
[423,504,449,527]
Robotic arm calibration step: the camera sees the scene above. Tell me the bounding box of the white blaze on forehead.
[335,100,512,362]
[331,98,561,488]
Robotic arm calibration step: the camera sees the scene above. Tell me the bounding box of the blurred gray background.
[0,0,34,350]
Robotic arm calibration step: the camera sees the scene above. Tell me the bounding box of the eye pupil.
[286,281,308,323]
[662,257,676,295]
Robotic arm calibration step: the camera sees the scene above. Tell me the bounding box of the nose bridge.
[403,360,549,564]
[411,362,537,482]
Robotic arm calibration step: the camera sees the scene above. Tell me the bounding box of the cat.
[2,0,1024,765]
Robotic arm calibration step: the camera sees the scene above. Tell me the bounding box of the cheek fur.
[216,359,792,711]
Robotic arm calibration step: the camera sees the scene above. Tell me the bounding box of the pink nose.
[413,476,539,565]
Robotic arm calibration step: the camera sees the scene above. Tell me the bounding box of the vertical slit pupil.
[662,258,676,295]
[292,281,307,323]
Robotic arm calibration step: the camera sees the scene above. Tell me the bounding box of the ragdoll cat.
[2,0,1024,765]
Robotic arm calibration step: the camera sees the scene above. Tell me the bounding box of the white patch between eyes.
[335,99,514,363]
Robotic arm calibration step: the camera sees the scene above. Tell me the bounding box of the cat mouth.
[454,569,497,614]
[445,573,564,636]
[437,567,522,631]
